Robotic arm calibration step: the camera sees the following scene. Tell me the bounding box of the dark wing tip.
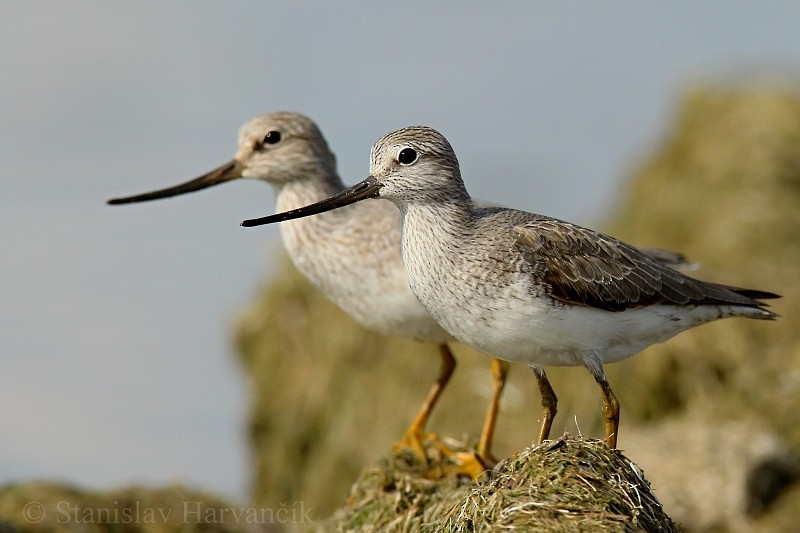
[718,285,782,302]
[743,289,781,301]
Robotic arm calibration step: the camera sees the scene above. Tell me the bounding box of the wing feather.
[513,219,772,312]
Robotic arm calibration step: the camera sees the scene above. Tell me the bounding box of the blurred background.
[2,2,799,531]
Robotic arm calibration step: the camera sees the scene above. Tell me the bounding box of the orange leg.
[393,344,455,458]
[477,358,510,463]
[440,358,509,479]
[584,362,620,448]
[596,377,620,448]
[532,366,558,444]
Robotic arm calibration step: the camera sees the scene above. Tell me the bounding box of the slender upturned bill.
[107,160,242,205]
[241,176,381,227]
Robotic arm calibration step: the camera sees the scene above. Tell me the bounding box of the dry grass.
[317,435,677,532]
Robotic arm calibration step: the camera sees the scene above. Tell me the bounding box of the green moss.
[318,436,678,532]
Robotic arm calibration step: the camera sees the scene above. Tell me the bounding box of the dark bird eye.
[262,131,282,145]
[398,147,418,165]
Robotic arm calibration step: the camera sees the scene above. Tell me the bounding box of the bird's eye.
[398,147,418,165]
[261,131,282,145]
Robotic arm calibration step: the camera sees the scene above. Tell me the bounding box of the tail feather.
[703,283,781,320]
[751,308,779,320]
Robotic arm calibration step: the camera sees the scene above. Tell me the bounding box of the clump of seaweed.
[320,435,679,532]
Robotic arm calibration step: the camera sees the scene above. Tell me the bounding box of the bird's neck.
[398,198,475,323]
[401,198,475,249]
[272,171,359,265]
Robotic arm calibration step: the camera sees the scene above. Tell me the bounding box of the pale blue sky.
[2,2,799,500]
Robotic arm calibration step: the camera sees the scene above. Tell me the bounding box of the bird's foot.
[391,430,440,461]
[438,450,488,480]
[424,441,489,480]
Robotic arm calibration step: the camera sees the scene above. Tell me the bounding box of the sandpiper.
[108,113,509,477]
[242,125,780,449]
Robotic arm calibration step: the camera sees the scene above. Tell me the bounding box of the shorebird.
[107,113,509,477]
[242,125,780,449]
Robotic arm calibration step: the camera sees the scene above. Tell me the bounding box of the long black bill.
[107,160,243,205]
[241,176,381,227]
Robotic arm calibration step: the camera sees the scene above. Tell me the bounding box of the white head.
[241,126,471,227]
[235,112,337,186]
[108,111,338,205]
[367,126,467,206]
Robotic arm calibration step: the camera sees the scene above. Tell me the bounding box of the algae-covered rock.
[319,436,678,532]
[621,410,798,532]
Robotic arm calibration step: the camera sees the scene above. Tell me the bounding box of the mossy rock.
[318,435,678,532]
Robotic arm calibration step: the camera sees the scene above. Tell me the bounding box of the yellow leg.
[477,358,509,463]
[532,366,557,444]
[439,358,509,479]
[393,344,455,459]
[596,378,620,448]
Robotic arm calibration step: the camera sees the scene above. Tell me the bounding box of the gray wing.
[513,219,775,312]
